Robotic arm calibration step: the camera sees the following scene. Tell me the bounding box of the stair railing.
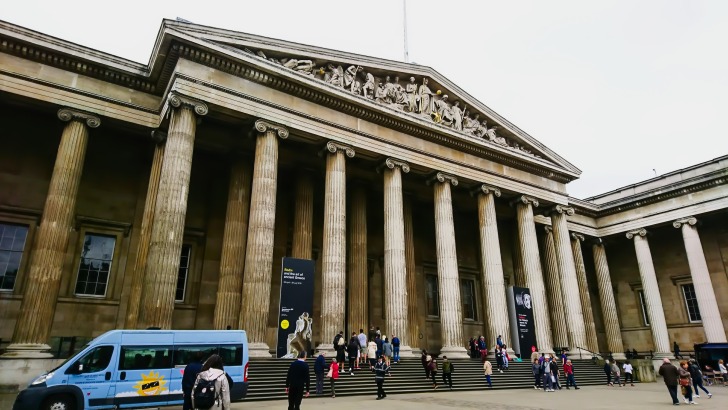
[574,346,603,362]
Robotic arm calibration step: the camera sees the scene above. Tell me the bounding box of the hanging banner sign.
[507,286,537,357]
[276,257,315,358]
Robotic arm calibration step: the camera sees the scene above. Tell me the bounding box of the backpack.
[337,335,345,347]
[193,374,223,410]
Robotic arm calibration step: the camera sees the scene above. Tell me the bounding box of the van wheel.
[42,395,75,410]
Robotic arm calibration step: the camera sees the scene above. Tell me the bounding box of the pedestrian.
[374,355,391,400]
[530,346,540,363]
[496,334,504,349]
[483,358,493,388]
[327,358,339,398]
[313,352,326,395]
[495,346,504,373]
[658,357,680,405]
[551,356,562,390]
[603,360,612,385]
[421,350,431,380]
[383,337,393,366]
[441,356,454,390]
[182,351,204,410]
[542,357,554,392]
[368,325,377,342]
[622,360,634,386]
[367,339,377,370]
[478,336,487,359]
[375,335,383,359]
[689,359,711,398]
[610,360,621,387]
[673,341,682,359]
[560,349,568,363]
[333,330,346,372]
[357,329,368,368]
[469,337,477,358]
[376,326,382,340]
[347,333,359,376]
[502,345,510,371]
[391,334,401,363]
[193,354,230,410]
[564,359,580,389]
[720,359,728,381]
[285,351,310,410]
[532,358,541,389]
[678,360,696,404]
[429,358,439,390]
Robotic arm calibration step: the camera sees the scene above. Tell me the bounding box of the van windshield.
[48,344,90,373]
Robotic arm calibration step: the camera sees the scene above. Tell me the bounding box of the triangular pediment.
[162,20,581,178]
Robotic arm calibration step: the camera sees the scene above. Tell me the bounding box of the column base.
[1,344,53,359]
[314,343,337,358]
[610,352,627,361]
[396,345,415,358]
[438,345,469,359]
[651,352,674,373]
[247,342,272,358]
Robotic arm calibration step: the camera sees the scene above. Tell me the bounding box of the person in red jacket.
[564,359,580,390]
[328,358,339,398]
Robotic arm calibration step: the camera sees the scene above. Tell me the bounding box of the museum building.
[0,19,727,362]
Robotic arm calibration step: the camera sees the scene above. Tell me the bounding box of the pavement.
[1,382,727,409]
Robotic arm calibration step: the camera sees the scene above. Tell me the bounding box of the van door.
[65,345,116,409]
[114,345,173,408]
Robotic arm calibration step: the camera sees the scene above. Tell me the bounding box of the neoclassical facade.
[0,20,726,364]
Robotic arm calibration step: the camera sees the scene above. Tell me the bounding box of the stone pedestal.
[541,226,569,350]
[4,109,99,358]
[571,233,599,354]
[238,121,288,357]
[404,197,420,351]
[430,173,468,358]
[347,184,368,337]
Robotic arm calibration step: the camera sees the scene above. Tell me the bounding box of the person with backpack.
[313,352,326,395]
[192,354,230,410]
[441,356,454,390]
[327,358,339,398]
[429,358,439,390]
[347,334,359,376]
[374,355,391,400]
[285,351,310,410]
[391,334,401,363]
[182,351,204,410]
[333,330,346,372]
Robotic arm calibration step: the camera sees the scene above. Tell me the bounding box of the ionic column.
[238,120,288,357]
[571,233,599,353]
[381,159,413,357]
[592,240,626,360]
[548,205,586,354]
[316,142,355,354]
[124,130,166,329]
[542,226,569,350]
[429,172,468,358]
[291,171,314,259]
[139,94,207,330]
[673,217,727,343]
[626,229,671,357]
[347,184,367,339]
[5,109,99,358]
[404,196,420,350]
[473,184,510,350]
[213,158,252,330]
[512,196,553,353]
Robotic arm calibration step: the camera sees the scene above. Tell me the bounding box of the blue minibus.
[13,330,249,410]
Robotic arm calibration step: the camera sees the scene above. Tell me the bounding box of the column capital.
[320,141,355,158]
[378,158,410,173]
[548,204,575,216]
[168,92,209,116]
[470,184,501,198]
[571,232,585,242]
[150,129,167,144]
[509,195,539,208]
[673,216,697,229]
[626,228,647,239]
[426,172,458,186]
[254,119,289,139]
[57,108,101,128]
[590,237,605,247]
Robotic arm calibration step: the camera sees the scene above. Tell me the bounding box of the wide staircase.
[244,357,621,401]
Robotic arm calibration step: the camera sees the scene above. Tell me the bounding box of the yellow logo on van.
[133,371,168,396]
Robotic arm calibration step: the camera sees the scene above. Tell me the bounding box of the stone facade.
[0,19,727,365]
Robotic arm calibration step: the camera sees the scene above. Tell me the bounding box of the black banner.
[276,257,315,358]
[507,286,537,357]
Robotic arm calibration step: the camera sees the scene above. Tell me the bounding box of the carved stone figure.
[351,79,362,96]
[474,120,489,138]
[451,101,463,131]
[418,78,435,115]
[406,77,418,112]
[486,125,508,146]
[393,77,408,105]
[282,59,315,75]
[344,65,362,92]
[284,312,313,359]
[326,64,344,87]
[362,72,376,99]
[383,76,396,104]
[463,114,480,135]
[433,95,453,125]
[375,82,388,103]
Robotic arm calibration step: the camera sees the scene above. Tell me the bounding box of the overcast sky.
[4,0,726,198]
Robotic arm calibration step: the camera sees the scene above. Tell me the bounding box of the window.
[681,284,702,323]
[172,345,217,367]
[425,275,439,317]
[74,234,116,296]
[461,279,477,321]
[637,290,650,327]
[70,345,114,374]
[120,346,172,370]
[0,223,28,291]
[176,244,192,302]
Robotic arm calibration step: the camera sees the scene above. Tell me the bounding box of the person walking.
[441,356,454,390]
[429,358,439,390]
[678,360,696,404]
[182,351,204,410]
[374,355,391,400]
[334,331,346,373]
[502,346,510,371]
[367,340,377,370]
[542,357,554,392]
[375,335,383,359]
[622,360,634,386]
[478,336,487,360]
[313,352,326,395]
[603,360,613,386]
[421,350,431,380]
[673,341,682,359]
[551,356,562,390]
[564,359,580,390]
[658,357,680,405]
[495,346,504,373]
[469,337,477,359]
[719,359,728,381]
[193,354,231,410]
[285,351,310,410]
[689,359,711,398]
[327,358,339,398]
[357,329,367,368]
[610,361,622,387]
[391,334,401,363]
[347,334,359,376]
[496,334,504,349]
[383,337,393,366]
[483,358,493,388]
[532,358,542,389]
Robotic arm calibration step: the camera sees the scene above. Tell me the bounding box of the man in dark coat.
[286,351,310,410]
[658,358,680,405]
[181,351,204,410]
[347,333,360,375]
[313,352,326,395]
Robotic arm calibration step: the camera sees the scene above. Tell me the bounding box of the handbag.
[679,377,690,387]
[326,368,333,378]
[550,375,556,383]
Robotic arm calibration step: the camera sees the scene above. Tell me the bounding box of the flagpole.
[403,0,410,63]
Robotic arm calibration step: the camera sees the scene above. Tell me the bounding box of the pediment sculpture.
[233,47,540,159]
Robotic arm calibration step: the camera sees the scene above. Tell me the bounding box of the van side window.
[218,345,243,366]
[72,345,114,374]
[173,346,217,367]
[120,346,172,370]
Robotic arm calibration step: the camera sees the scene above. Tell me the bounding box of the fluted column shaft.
[549,207,586,352]
[291,172,314,259]
[7,109,98,356]
[431,173,468,357]
[125,137,165,329]
[674,218,727,343]
[542,226,568,350]
[475,186,510,349]
[571,234,599,353]
[627,229,671,355]
[140,96,206,329]
[239,121,288,357]
[213,159,252,330]
[404,197,419,350]
[514,197,553,353]
[318,142,354,353]
[347,185,367,338]
[592,242,626,359]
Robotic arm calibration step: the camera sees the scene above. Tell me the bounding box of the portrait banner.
[506,286,537,357]
[276,257,315,358]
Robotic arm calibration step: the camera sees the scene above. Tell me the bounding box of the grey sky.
[4,0,726,198]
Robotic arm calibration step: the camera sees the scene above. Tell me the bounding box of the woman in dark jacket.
[603,360,613,385]
[347,336,359,375]
[678,361,695,404]
[688,359,711,398]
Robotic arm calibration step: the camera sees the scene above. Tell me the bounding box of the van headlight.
[31,372,53,385]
